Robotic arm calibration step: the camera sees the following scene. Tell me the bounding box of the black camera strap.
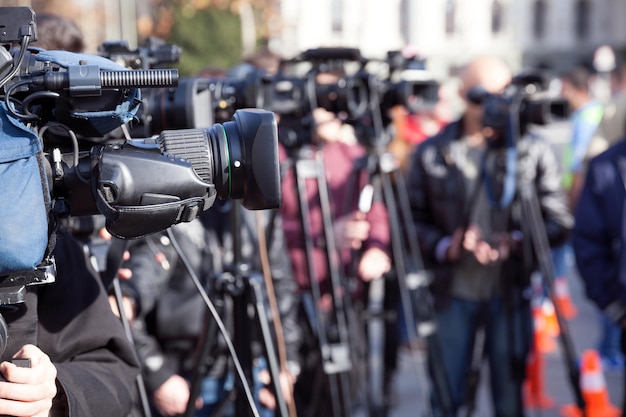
[481,112,519,210]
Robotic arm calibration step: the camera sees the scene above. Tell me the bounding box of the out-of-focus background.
[5,0,626,80]
[3,1,626,415]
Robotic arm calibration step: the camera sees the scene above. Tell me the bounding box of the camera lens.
[158,109,281,210]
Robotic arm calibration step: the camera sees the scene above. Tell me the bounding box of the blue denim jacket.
[0,102,50,274]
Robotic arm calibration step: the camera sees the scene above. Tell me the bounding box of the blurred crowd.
[11,9,626,417]
[110,46,626,417]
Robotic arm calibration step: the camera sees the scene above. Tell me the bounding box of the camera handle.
[181,203,289,417]
[284,146,355,417]
[349,149,454,417]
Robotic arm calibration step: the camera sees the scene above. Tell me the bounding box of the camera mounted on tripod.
[467,71,568,142]
[261,46,439,150]
[99,37,183,70]
[101,37,268,138]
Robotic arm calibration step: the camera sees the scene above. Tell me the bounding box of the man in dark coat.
[406,55,572,417]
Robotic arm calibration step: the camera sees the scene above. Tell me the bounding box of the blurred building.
[273,0,626,79]
[6,0,626,79]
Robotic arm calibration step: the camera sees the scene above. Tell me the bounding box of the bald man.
[405,56,572,417]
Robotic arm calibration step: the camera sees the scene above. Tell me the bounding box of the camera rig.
[468,71,568,141]
[0,7,281,304]
[258,47,440,150]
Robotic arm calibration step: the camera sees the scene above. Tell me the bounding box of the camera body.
[468,72,568,140]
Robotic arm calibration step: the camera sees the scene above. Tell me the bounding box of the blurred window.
[533,0,546,39]
[491,0,504,34]
[445,0,456,35]
[332,0,343,33]
[575,0,590,39]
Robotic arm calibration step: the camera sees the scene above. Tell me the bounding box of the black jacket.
[2,229,139,416]
[405,120,573,305]
[122,202,301,394]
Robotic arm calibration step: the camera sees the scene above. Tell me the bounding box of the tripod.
[460,121,585,416]
[175,203,289,417]
[339,68,454,417]
[283,144,357,417]
[517,174,585,415]
[347,146,455,417]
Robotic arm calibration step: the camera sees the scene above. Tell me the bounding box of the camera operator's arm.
[119,234,183,400]
[405,139,451,264]
[530,137,574,245]
[26,229,139,417]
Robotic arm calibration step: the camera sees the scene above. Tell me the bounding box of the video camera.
[0,7,281,296]
[467,71,568,140]
[261,47,439,150]
[99,38,267,136]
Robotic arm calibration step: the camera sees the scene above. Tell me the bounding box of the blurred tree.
[143,0,282,75]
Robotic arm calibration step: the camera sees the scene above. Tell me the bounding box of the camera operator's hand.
[99,228,133,280]
[358,247,391,282]
[464,226,499,265]
[312,108,345,144]
[0,344,57,417]
[445,225,499,265]
[258,368,296,410]
[108,295,136,322]
[152,374,197,416]
[334,212,371,250]
[491,232,512,262]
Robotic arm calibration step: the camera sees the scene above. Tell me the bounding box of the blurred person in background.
[586,63,626,162]
[119,202,300,417]
[558,65,626,371]
[406,55,572,417]
[559,65,604,209]
[571,136,626,411]
[31,12,85,52]
[388,81,458,173]
[279,70,393,415]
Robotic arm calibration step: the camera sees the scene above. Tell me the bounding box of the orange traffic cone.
[554,276,578,319]
[560,349,621,417]
[524,336,555,409]
[532,300,557,354]
[542,298,560,339]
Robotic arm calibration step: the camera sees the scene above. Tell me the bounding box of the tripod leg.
[184,309,219,417]
[378,157,454,417]
[291,153,355,417]
[519,181,585,414]
[366,277,388,416]
[248,278,290,417]
[111,277,153,417]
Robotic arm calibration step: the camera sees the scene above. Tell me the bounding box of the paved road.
[379,121,625,417]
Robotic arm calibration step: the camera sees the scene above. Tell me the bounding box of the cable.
[0,35,30,91]
[165,227,261,417]
[255,210,298,417]
[38,122,89,184]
